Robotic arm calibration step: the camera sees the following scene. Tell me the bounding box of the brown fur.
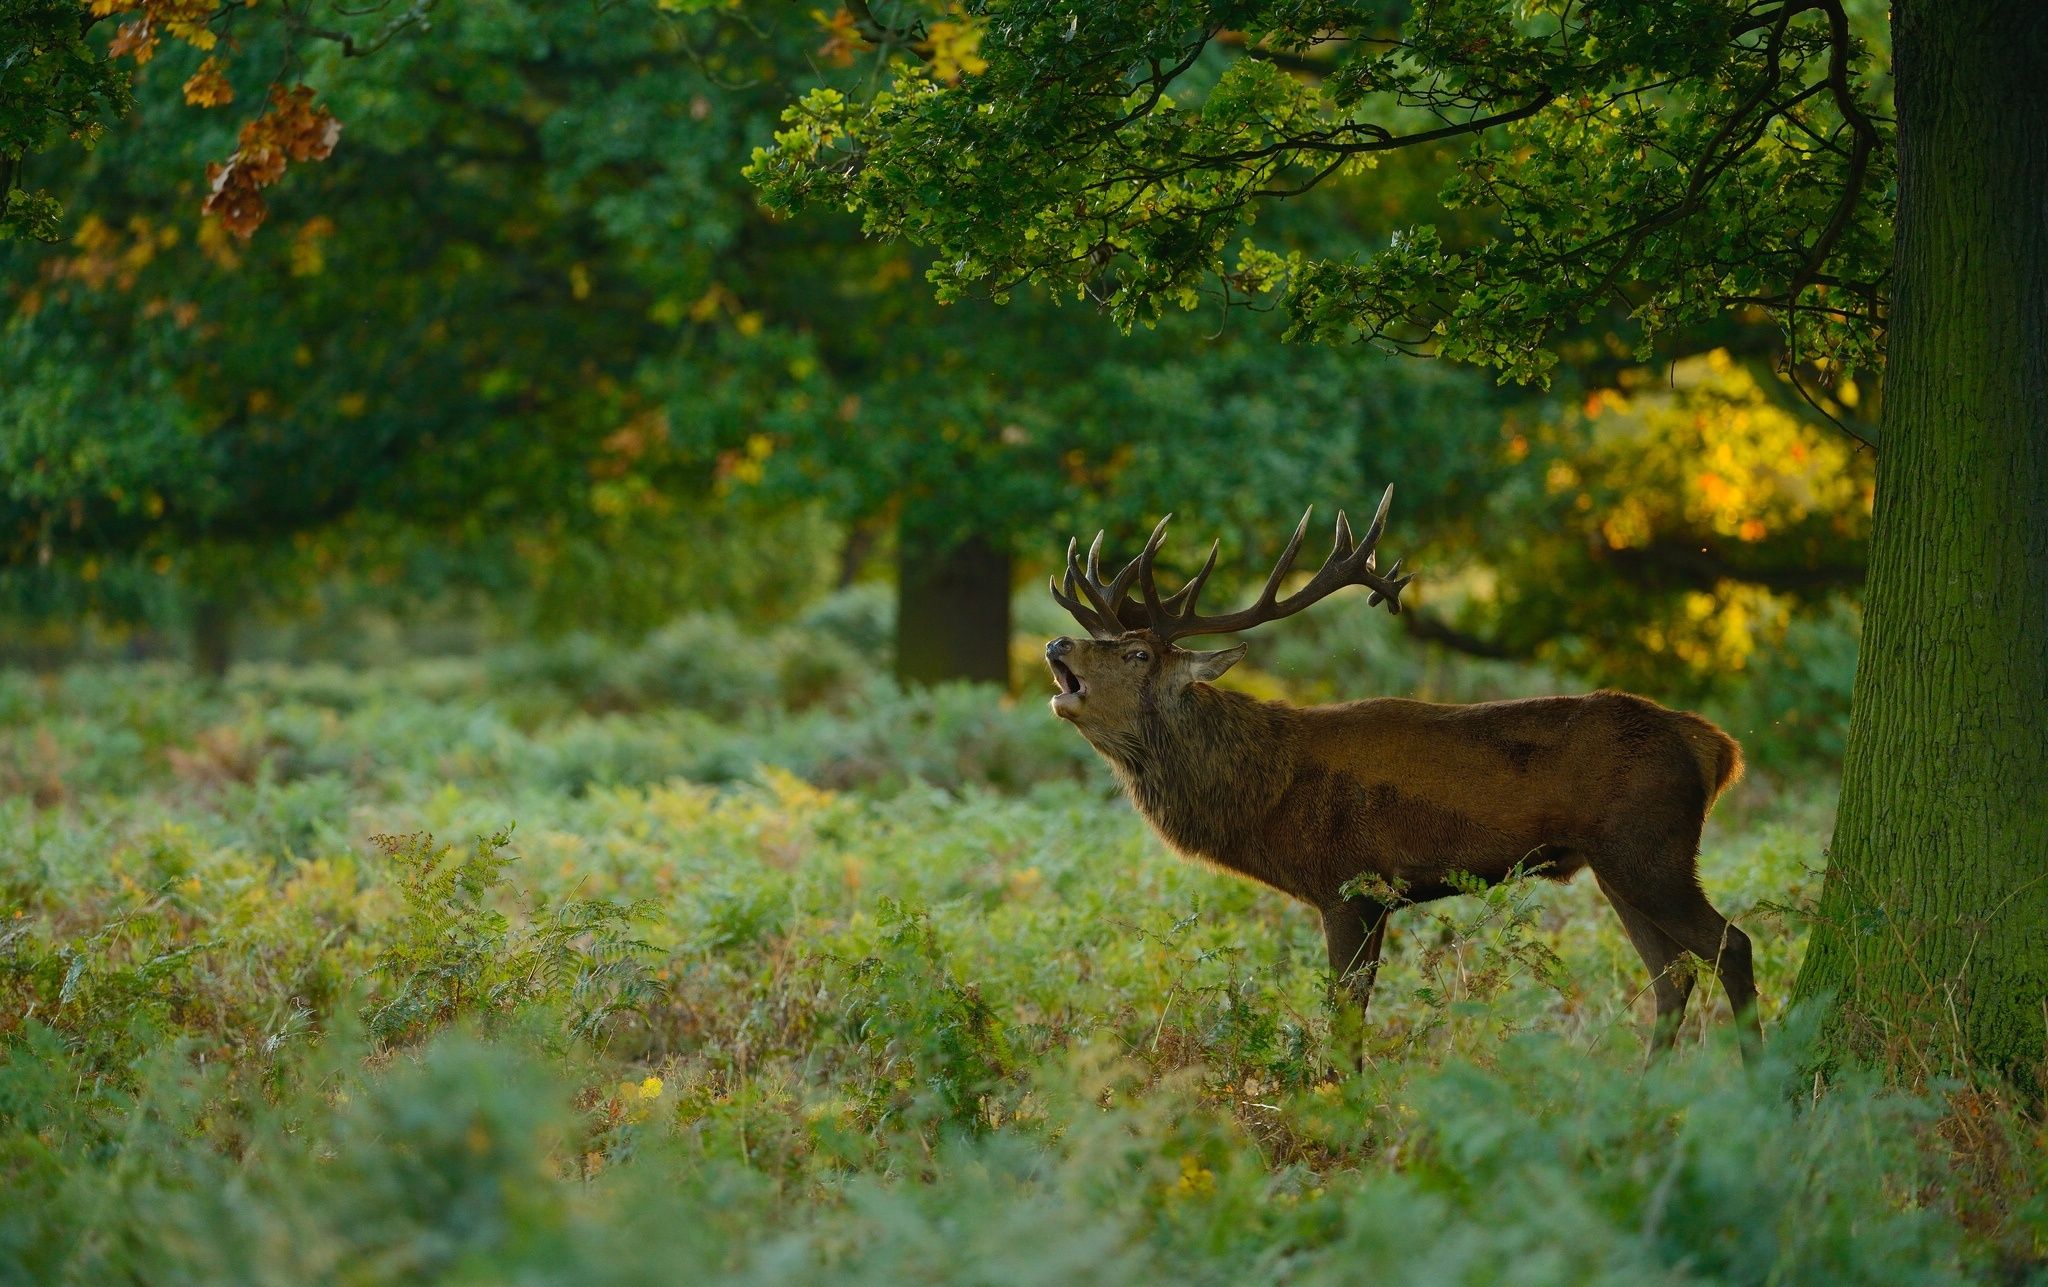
[1047,629,1760,1056]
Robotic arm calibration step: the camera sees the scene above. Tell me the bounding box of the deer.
[1042,485,1760,1057]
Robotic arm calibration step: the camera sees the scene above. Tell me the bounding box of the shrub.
[614,615,786,717]
[483,632,627,708]
[834,900,1014,1133]
[795,583,895,655]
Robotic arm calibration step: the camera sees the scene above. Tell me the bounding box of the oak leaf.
[183,58,233,108]
[201,84,345,238]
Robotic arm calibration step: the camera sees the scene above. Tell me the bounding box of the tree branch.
[1604,537,1865,594]
[1399,607,1539,660]
[1212,30,1345,79]
[843,0,924,48]
[1781,0,1880,302]
[282,0,437,58]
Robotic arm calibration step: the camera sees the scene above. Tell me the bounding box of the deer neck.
[1097,684,1296,863]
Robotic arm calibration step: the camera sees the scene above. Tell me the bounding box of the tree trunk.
[838,519,878,590]
[894,509,1012,688]
[1793,0,2048,1086]
[191,595,235,682]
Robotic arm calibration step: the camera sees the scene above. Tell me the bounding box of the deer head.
[1044,486,1414,735]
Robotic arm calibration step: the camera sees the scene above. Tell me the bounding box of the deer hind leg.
[1595,874,1695,1052]
[1646,889,1760,1058]
[1597,853,1761,1059]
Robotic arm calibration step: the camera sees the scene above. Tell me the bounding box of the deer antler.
[1049,486,1415,642]
[1047,515,1171,638]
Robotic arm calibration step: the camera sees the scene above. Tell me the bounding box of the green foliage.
[5,5,840,608]
[836,900,1013,1132]
[0,885,221,1077]
[0,1,131,241]
[1,655,2041,1282]
[4,1,1520,677]
[1345,863,1573,1051]
[0,615,1105,802]
[1386,1020,1977,1286]
[1712,599,1861,770]
[752,1,1894,383]
[487,613,868,722]
[364,828,658,1049]
[4,1,1877,705]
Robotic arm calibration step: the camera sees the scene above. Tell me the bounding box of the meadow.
[2,600,2042,1284]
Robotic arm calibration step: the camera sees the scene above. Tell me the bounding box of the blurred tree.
[727,242,1511,685]
[3,5,835,665]
[3,4,1504,687]
[8,2,1871,694]
[1447,351,1873,696]
[753,1,2046,1081]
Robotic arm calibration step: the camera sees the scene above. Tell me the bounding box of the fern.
[363,828,657,1050]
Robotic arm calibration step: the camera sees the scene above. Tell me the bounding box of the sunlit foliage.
[1431,350,1873,688]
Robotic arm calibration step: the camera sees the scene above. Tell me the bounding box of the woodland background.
[2,2,2042,1282]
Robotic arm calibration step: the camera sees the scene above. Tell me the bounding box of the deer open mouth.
[1049,657,1084,698]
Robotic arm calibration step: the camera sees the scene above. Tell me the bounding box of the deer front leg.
[1321,899,1389,1073]
[1321,899,1389,1015]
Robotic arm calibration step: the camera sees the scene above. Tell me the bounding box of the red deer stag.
[1044,487,1759,1055]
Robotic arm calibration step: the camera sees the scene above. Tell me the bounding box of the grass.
[2,646,2042,1284]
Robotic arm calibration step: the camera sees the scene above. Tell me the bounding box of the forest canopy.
[4,0,1877,706]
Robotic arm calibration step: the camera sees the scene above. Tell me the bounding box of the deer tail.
[1674,712,1745,808]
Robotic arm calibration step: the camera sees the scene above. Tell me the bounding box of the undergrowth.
[0,655,2041,1284]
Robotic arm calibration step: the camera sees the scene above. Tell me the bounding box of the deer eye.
[1125,649,1149,662]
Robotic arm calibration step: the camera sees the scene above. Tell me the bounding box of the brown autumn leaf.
[107,18,158,63]
[263,84,343,162]
[202,160,267,238]
[99,0,222,65]
[814,7,863,68]
[201,84,346,238]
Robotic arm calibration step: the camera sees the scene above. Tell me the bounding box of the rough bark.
[1793,0,2048,1086]
[894,510,1013,687]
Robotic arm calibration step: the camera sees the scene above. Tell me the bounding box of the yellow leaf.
[923,19,989,83]
[813,7,863,67]
[289,216,333,276]
[1172,1154,1216,1198]
[166,21,218,50]
[182,57,233,108]
[688,284,732,323]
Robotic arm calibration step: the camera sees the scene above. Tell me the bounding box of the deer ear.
[1183,643,1246,683]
